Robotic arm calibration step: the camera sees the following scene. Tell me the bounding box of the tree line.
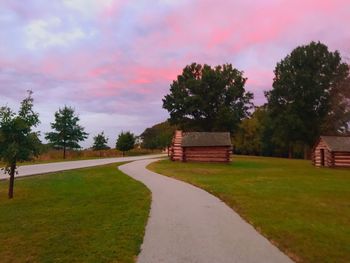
[159,41,349,158]
[1,41,349,198]
[44,106,136,157]
[0,100,136,198]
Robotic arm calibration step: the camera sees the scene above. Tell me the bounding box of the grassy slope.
[0,163,150,263]
[148,156,350,263]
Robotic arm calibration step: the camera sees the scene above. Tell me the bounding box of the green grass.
[0,163,151,263]
[148,155,350,263]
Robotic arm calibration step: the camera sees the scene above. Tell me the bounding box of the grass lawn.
[148,155,350,263]
[0,163,150,263]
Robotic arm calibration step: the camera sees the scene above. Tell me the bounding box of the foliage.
[234,107,305,158]
[321,74,350,134]
[116,131,135,156]
[163,63,254,133]
[265,41,350,157]
[149,156,350,263]
[0,163,151,262]
[0,91,41,198]
[92,131,110,151]
[45,106,88,159]
[140,121,176,150]
[233,106,267,155]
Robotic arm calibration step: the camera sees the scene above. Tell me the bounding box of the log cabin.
[312,136,350,168]
[170,130,232,162]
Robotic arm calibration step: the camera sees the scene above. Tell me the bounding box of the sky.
[0,0,349,148]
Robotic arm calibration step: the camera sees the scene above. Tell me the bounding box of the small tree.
[45,106,88,159]
[116,131,135,157]
[92,132,110,157]
[0,91,41,199]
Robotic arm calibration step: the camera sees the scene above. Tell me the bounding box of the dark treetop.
[140,121,176,150]
[0,91,41,198]
[163,63,254,133]
[45,106,88,158]
[92,131,110,151]
[265,41,350,150]
[116,131,135,155]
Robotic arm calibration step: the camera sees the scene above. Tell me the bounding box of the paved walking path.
[119,159,293,263]
[0,154,165,180]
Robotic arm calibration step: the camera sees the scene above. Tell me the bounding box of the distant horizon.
[1,0,349,148]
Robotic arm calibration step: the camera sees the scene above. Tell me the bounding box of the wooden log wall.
[334,152,350,167]
[183,146,231,162]
[313,139,332,167]
[171,130,183,161]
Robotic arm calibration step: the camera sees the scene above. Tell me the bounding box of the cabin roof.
[320,136,350,152]
[181,132,232,147]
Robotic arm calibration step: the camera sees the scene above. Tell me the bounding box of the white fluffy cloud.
[25,17,94,50]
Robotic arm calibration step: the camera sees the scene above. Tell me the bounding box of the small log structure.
[170,130,232,163]
[312,136,350,168]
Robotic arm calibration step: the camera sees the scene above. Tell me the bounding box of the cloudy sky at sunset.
[1,0,349,147]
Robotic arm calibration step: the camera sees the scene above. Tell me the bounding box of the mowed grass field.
[0,163,150,263]
[148,156,350,263]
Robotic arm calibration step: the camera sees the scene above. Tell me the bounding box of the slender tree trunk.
[63,146,66,159]
[122,151,125,157]
[8,162,16,199]
[288,143,293,159]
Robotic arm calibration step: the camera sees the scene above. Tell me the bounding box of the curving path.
[0,154,165,180]
[119,159,293,263]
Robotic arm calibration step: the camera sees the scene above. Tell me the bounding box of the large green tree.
[265,41,350,158]
[163,63,253,133]
[0,91,41,198]
[45,106,88,159]
[92,132,110,157]
[116,131,135,156]
[141,121,176,150]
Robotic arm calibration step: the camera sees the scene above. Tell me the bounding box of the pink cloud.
[245,69,274,87]
[100,0,124,18]
[1,0,349,145]
[132,0,349,59]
